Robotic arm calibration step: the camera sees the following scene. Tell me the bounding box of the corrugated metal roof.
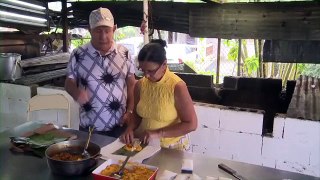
[71,1,191,33]
[69,1,320,40]
[189,2,320,40]
[0,0,48,32]
[287,75,320,121]
[263,40,320,63]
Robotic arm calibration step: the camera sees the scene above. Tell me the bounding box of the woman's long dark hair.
[137,39,167,65]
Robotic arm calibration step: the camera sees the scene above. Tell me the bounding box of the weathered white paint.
[261,157,276,169]
[189,127,220,155]
[0,83,80,131]
[0,83,30,116]
[192,102,320,177]
[272,115,286,139]
[194,104,220,129]
[37,86,80,129]
[219,130,263,165]
[219,109,264,135]
[0,112,27,132]
[0,83,30,132]
[1,84,319,177]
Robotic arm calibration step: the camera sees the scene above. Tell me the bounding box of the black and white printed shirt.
[67,42,134,131]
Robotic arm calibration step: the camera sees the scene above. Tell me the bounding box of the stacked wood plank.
[14,69,67,86]
[287,75,320,121]
[14,53,70,85]
[20,53,70,68]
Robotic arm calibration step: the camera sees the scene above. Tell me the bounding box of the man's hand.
[77,89,89,105]
[120,111,133,127]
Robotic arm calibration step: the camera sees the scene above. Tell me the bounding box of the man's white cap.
[89,7,114,29]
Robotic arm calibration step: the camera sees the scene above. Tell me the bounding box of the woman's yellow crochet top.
[135,68,189,150]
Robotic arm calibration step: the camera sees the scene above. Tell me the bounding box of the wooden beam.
[20,53,70,68]
[200,0,221,4]
[263,40,320,63]
[216,38,221,84]
[287,76,320,121]
[258,40,262,77]
[189,2,320,40]
[71,1,320,40]
[61,0,68,52]
[237,39,241,76]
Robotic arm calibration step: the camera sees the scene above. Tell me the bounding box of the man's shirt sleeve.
[67,49,78,79]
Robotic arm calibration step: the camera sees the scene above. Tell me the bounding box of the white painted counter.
[0,83,319,177]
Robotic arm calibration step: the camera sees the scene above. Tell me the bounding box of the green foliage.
[244,56,259,76]
[184,59,215,76]
[71,33,91,48]
[300,64,320,78]
[296,63,306,75]
[197,38,207,63]
[223,39,259,77]
[197,70,215,75]
[70,26,139,48]
[184,59,195,70]
[41,28,63,34]
[114,26,139,41]
[185,38,212,75]
[223,39,238,61]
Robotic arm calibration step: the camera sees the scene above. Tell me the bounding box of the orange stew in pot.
[51,152,84,161]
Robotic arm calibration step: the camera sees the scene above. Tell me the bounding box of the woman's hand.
[120,127,135,145]
[140,130,161,144]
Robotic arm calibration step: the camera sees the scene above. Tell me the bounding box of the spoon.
[82,126,94,158]
[112,140,141,178]
[112,155,131,179]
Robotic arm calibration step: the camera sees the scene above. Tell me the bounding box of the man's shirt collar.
[87,41,118,56]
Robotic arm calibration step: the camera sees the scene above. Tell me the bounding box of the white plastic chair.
[27,94,71,128]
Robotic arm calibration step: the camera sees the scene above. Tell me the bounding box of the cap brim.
[91,21,114,29]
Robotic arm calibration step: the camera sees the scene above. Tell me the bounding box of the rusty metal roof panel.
[189,2,320,40]
[0,0,48,32]
[263,40,320,63]
[68,1,320,40]
[287,75,320,121]
[71,1,191,33]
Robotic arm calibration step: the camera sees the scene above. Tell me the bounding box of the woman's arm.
[142,81,197,143]
[121,80,142,144]
[120,75,136,126]
[125,74,136,113]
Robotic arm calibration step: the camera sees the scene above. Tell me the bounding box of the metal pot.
[0,53,22,81]
[45,140,101,176]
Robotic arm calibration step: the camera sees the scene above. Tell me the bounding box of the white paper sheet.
[100,138,161,163]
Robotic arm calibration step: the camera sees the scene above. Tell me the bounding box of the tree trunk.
[168,32,173,44]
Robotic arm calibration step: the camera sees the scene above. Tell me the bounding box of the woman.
[121,39,197,150]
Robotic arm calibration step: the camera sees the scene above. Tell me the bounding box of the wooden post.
[143,0,149,45]
[237,39,242,76]
[216,38,221,84]
[258,39,262,78]
[168,32,173,44]
[61,0,68,52]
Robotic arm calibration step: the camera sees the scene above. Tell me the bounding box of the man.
[65,7,136,137]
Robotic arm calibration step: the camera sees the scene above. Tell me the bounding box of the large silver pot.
[0,53,22,81]
[45,140,101,176]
